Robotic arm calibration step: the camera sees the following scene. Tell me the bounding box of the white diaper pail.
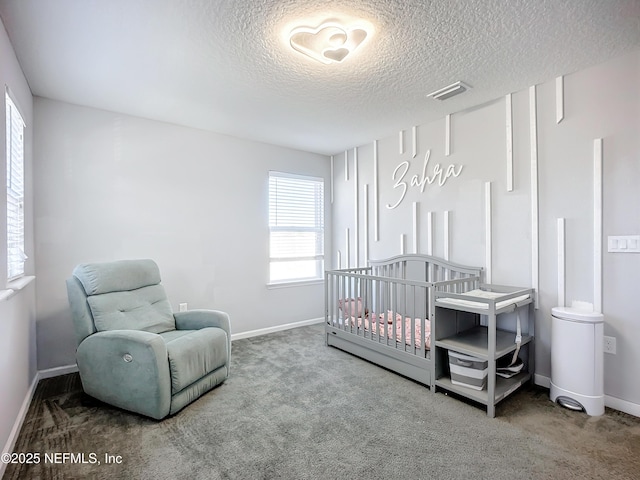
[550,305,604,416]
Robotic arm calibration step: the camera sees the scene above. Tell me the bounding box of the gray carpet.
[4,324,640,480]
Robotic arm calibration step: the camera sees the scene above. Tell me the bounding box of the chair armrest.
[174,309,231,372]
[174,309,230,335]
[76,330,171,420]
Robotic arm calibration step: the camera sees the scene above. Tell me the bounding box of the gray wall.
[331,50,640,412]
[34,98,331,370]
[0,17,36,462]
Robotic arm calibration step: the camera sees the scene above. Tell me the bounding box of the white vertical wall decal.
[412,125,417,158]
[354,147,359,267]
[345,228,350,269]
[556,76,564,124]
[506,94,514,192]
[344,150,348,181]
[594,138,603,313]
[427,211,434,255]
[373,140,379,242]
[363,184,369,265]
[485,182,492,284]
[412,202,419,254]
[529,85,539,308]
[330,155,334,204]
[399,130,404,154]
[400,234,406,255]
[444,211,450,261]
[445,114,451,156]
[557,218,566,308]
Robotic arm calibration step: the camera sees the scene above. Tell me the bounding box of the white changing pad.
[436,289,530,310]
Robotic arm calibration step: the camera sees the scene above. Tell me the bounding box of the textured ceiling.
[1,0,639,155]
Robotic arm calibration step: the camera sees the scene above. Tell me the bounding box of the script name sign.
[386,150,463,209]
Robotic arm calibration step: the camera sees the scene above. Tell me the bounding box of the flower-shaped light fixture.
[289,20,372,65]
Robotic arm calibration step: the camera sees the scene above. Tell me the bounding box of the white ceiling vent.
[427,81,471,101]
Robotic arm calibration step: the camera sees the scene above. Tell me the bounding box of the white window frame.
[6,90,26,281]
[268,171,324,286]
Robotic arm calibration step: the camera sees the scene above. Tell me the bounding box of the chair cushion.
[162,328,228,394]
[73,259,162,295]
[87,284,176,333]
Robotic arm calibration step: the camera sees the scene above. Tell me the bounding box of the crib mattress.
[435,289,530,310]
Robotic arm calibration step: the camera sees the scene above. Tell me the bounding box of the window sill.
[267,279,323,289]
[1,275,36,302]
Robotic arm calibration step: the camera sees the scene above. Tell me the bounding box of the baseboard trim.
[38,364,78,379]
[1,373,39,478]
[534,373,551,389]
[605,394,640,418]
[231,317,324,341]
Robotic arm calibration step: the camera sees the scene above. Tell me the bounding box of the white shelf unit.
[432,285,535,417]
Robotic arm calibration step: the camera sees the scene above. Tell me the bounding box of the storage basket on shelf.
[448,350,488,391]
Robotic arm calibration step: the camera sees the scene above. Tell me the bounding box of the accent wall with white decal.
[330,49,640,416]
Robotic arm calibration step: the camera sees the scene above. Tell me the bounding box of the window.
[269,172,324,284]
[6,91,26,281]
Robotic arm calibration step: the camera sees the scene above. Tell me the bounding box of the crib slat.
[376,279,382,343]
[401,282,407,351]
[391,280,395,346]
[410,285,415,354]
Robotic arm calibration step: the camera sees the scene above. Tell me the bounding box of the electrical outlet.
[179,303,188,312]
[604,336,616,354]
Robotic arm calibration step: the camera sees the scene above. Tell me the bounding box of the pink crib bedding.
[337,298,430,349]
[351,312,431,349]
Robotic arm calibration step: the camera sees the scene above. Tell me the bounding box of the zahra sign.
[386,150,463,209]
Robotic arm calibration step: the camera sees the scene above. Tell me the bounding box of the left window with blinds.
[6,91,26,281]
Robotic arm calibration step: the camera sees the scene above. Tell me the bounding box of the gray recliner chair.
[66,259,231,419]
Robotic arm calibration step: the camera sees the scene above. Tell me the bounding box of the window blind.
[6,92,26,280]
[269,172,324,283]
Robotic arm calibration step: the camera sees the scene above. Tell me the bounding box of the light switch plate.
[608,235,640,253]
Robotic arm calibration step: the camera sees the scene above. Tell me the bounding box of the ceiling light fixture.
[427,81,472,101]
[288,20,372,65]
